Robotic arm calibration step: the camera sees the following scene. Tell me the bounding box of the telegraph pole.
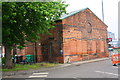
[102,0,104,22]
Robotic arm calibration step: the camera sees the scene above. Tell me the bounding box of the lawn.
[2,62,59,72]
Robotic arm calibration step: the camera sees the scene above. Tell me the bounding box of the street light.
[102,0,104,22]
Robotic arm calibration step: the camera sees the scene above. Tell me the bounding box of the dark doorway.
[41,42,53,62]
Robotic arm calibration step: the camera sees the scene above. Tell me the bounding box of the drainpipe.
[35,42,37,63]
[50,42,52,63]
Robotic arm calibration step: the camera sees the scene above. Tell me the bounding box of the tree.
[0,2,2,45]
[2,2,67,68]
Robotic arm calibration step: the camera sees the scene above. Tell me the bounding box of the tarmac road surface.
[2,59,119,80]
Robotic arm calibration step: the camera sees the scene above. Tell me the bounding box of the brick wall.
[17,42,43,62]
[40,21,63,63]
[18,8,108,63]
[62,8,108,63]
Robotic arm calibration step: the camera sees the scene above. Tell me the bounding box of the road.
[3,59,119,79]
[46,59,118,78]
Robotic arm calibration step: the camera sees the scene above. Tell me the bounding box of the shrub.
[2,57,5,64]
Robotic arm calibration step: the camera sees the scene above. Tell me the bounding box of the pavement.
[2,57,109,77]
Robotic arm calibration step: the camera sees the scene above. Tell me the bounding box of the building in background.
[109,40,120,49]
[108,32,115,40]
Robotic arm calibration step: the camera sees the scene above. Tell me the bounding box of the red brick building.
[18,8,108,63]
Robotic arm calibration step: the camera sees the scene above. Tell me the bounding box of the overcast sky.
[64,0,119,39]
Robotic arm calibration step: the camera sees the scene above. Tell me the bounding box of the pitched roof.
[59,7,108,27]
[60,7,88,19]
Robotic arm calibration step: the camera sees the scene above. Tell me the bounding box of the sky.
[64,0,119,39]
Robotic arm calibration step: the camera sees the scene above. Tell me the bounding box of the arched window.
[87,22,92,33]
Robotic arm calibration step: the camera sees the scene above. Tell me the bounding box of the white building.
[108,32,116,40]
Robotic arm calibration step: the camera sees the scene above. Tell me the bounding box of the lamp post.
[102,0,104,22]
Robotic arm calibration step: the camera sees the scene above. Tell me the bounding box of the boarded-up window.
[92,40,96,53]
[70,39,77,54]
[76,40,82,54]
[100,41,104,52]
[82,40,87,54]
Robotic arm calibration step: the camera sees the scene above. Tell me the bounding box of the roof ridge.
[60,7,88,19]
[59,7,108,27]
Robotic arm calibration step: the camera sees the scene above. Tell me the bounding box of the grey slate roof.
[59,7,108,27]
[60,7,88,20]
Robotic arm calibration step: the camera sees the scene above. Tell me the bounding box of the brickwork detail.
[62,8,108,63]
[20,8,108,63]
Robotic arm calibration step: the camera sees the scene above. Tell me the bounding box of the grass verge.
[2,62,59,72]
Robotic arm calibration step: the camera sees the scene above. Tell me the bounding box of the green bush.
[2,57,5,64]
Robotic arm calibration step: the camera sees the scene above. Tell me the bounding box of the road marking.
[29,72,48,78]
[73,77,77,78]
[112,66,118,69]
[95,71,118,76]
[33,72,49,75]
[29,75,47,78]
